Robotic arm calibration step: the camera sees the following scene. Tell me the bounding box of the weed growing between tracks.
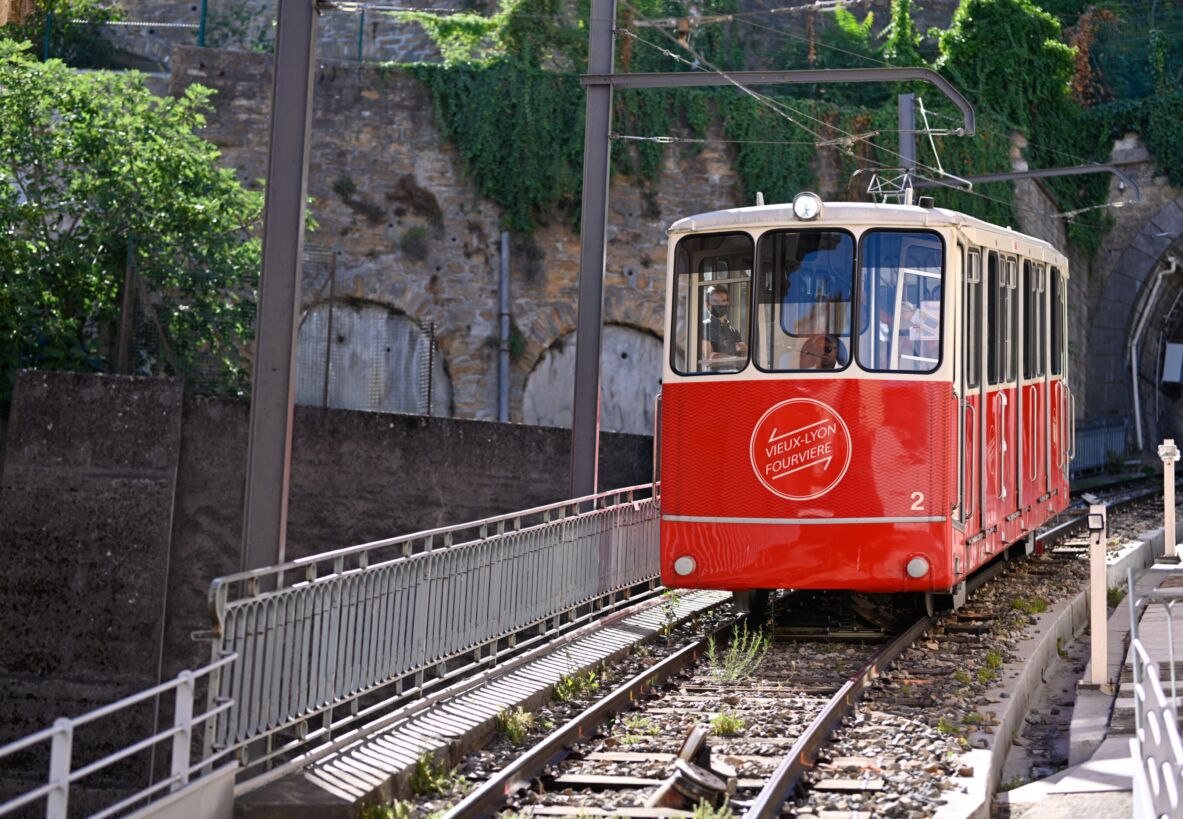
[495,707,535,744]
[706,620,770,683]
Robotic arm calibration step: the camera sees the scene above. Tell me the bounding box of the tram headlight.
[673,555,697,576]
[792,192,822,221]
[905,556,930,579]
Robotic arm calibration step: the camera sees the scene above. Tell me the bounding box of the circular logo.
[749,398,852,501]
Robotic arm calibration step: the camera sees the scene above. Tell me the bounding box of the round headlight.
[906,556,930,579]
[792,192,822,221]
[673,555,697,576]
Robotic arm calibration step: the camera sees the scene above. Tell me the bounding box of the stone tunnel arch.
[521,325,663,435]
[296,300,453,415]
[1087,194,1183,456]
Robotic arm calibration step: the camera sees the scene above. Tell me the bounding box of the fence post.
[1160,439,1180,562]
[1089,504,1109,688]
[426,321,435,416]
[171,671,195,790]
[47,718,72,819]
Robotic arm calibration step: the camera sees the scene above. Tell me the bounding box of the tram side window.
[671,232,754,375]
[965,250,981,390]
[856,230,944,373]
[1006,258,1018,383]
[1023,261,1045,379]
[987,252,1000,385]
[1051,268,1064,376]
[754,230,853,372]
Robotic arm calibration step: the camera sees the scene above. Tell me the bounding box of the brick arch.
[1086,195,1183,452]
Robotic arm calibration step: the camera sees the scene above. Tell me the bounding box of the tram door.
[961,250,984,539]
[1020,260,1047,514]
[999,256,1021,543]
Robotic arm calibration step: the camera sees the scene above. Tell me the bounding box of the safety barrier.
[0,655,236,819]
[1128,567,1183,819]
[204,484,660,777]
[1071,417,1129,476]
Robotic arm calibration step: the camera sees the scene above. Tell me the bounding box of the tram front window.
[857,230,944,373]
[754,230,854,372]
[671,232,754,375]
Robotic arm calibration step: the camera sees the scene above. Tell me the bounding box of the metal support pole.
[357,7,365,62]
[1161,439,1180,561]
[240,0,318,573]
[116,234,135,375]
[47,718,72,819]
[169,671,194,790]
[898,92,915,205]
[198,0,208,47]
[499,231,511,423]
[1089,503,1109,688]
[42,4,52,60]
[569,0,616,499]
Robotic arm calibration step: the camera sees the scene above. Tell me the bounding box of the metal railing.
[1071,417,1129,476]
[1128,567,1183,819]
[204,484,660,778]
[0,655,236,819]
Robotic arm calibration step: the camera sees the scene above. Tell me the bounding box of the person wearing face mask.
[700,284,748,366]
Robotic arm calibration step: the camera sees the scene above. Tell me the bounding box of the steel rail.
[443,617,741,819]
[741,614,934,819]
[1037,483,1169,548]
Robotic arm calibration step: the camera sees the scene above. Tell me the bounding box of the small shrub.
[1108,586,1126,609]
[1000,775,1028,792]
[333,175,358,199]
[963,711,984,725]
[409,753,465,797]
[400,225,430,260]
[976,666,997,684]
[710,710,745,736]
[707,621,770,683]
[660,589,681,636]
[692,799,735,819]
[495,706,535,744]
[554,669,599,702]
[953,668,971,685]
[1056,636,1068,659]
[362,800,414,819]
[621,715,660,744]
[1011,596,1049,614]
[937,715,961,735]
[985,650,1003,669]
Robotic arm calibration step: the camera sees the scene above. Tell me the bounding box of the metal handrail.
[205,483,661,778]
[0,654,237,819]
[1128,568,1183,818]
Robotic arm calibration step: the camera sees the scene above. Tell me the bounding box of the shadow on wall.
[522,326,663,436]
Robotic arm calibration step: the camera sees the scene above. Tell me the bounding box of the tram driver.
[701,285,748,367]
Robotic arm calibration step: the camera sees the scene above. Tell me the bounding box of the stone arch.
[296,300,452,415]
[1087,194,1183,453]
[521,325,663,435]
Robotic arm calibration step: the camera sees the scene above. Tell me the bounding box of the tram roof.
[668,200,1063,257]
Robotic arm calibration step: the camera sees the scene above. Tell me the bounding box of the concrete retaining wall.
[0,370,652,794]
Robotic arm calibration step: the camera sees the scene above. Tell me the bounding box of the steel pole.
[898,92,915,204]
[240,0,318,572]
[569,0,616,499]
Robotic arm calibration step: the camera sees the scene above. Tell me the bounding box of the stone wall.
[169,44,738,426]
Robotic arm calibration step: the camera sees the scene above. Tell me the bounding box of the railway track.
[444,600,931,819]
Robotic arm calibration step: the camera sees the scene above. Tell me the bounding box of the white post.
[1089,504,1109,688]
[170,671,195,790]
[1159,439,1179,561]
[47,718,72,819]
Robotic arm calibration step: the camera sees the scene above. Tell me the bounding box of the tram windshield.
[856,230,944,373]
[753,230,854,371]
[670,232,754,374]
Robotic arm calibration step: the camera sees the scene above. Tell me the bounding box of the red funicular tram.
[658,193,1073,609]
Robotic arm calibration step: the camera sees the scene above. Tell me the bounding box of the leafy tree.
[1,0,121,67]
[881,0,924,66]
[0,41,264,400]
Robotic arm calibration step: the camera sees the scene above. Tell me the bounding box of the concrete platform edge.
[935,586,1089,819]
